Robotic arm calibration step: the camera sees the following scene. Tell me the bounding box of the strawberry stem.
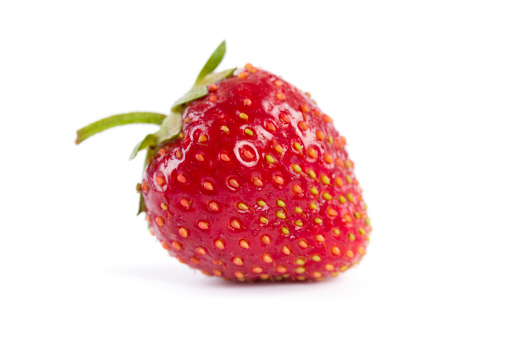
[75,112,167,144]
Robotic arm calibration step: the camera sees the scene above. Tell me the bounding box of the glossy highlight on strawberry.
[76,41,371,282]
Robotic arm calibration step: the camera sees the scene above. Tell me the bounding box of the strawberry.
[76,41,371,282]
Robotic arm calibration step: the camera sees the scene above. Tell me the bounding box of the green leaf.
[137,194,146,215]
[171,86,208,112]
[130,134,158,160]
[196,67,237,86]
[75,112,167,144]
[154,112,182,143]
[194,41,226,85]
[129,112,183,160]
[171,68,236,113]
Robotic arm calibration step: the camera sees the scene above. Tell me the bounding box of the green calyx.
[75,112,167,145]
[75,40,235,214]
[171,41,236,113]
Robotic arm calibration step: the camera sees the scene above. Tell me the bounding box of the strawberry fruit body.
[77,42,371,282]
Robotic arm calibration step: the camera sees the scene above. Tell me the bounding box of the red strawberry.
[77,41,371,282]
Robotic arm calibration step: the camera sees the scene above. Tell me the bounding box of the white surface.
[1,1,506,337]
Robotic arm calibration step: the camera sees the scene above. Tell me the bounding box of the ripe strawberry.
[77,41,371,282]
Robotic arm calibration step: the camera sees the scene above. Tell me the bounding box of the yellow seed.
[215,239,225,249]
[229,178,239,187]
[346,176,352,183]
[261,235,271,245]
[276,199,285,207]
[314,218,323,224]
[198,134,207,142]
[160,203,168,210]
[310,187,318,195]
[331,272,339,277]
[312,255,321,262]
[239,112,248,120]
[260,216,268,224]
[310,203,318,210]
[348,233,356,241]
[296,267,306,274]
[282,246,291,255]
[339,196,347,203]
[293,164,302,173]
[347,193,355,202]
[252,266,263,273]
[324,153,333,164]
[308,170,316,179]
[257,200,267,207]
[276,211,286,219]
[333,229,341,236]
[328,135,333,144]
[244,128,254,136]
[295,206,303,213]
[327,207,338,217]
[265,154,275,163]
[237,202,248,211]
[354,212,361,219]
[295,220,303,226]
[316,234,325,242]
[253,177,263,186]
[299,240,308,248]
[281,227,289,235]
[316,130,325,140]
[295,258,305,265]
[323,192,332,200]
[221,125,229,133]
[359,228,366,235]
[321,175,330,185]
[294,142,302,151]
[179,227,188,237]
[340,266,348,272]
[331,247,341,255]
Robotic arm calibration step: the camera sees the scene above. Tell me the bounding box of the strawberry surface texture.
[142,66,370,282]
[76,42,371,282]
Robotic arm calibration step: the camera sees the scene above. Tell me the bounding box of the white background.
[1,1,506,337]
